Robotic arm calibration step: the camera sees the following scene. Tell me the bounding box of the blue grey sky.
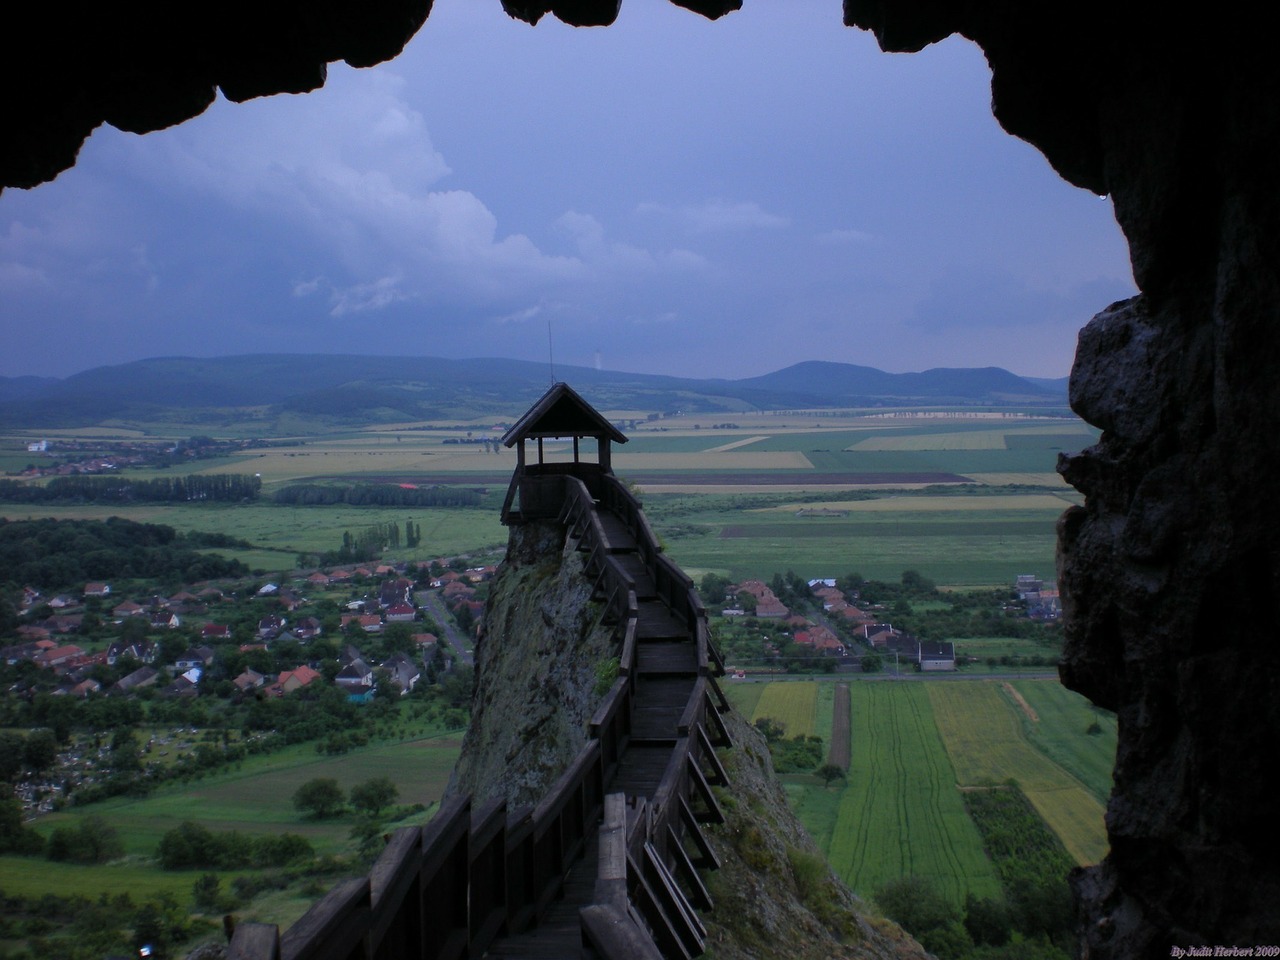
[0,1,1135,382]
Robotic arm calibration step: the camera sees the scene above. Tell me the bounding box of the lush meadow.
[726,675,1115,907]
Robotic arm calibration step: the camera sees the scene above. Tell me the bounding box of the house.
[256,582,279,596]
[258,614,286,638]
[273,665,321,695]
[150,610,181,630]
[201,623,232,641]
[161,674,200,698]
[106,639,156,665]
[112,665,159,694]
[380,653,420,694]
[294,616,323,640]
[340,613,383,633]
[232,668,266,692]
[306,571,331,586]
[33,644,85,670]
[385,603,416,623]
[173,647,214,671]
[112,600,145,618]
[336,658,374,696]
[414,632,439,651]
[919,641,956,671]
[84,582,111,597]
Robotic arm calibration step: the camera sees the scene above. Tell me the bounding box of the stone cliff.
[450,519,926,960]
[7,1,1279,952]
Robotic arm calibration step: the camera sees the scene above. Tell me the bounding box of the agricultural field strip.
[926,682,1107,866]
[705,436,771,452]
[25,736,464,868]
[850,424,1092,453]
[829,682,1001,905]
[1011,680,1118,805]
[750,681,818,738]
[760,494,1079,513]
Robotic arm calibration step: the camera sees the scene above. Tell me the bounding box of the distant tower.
[594,350,602,371]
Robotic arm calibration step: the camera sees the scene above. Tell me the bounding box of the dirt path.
[1002,681,1039,722]
[829,683,851,769]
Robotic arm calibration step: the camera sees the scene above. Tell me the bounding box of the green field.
[1011,679,1117,804]
[0,501,507,572]
[728,676,1114,908]
[927,680,1108,865]
[831,682,1002,904]
[39,733,462,854]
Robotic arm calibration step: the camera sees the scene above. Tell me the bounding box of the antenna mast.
[547,318,557,385]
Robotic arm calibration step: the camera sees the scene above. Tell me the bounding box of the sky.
[0,1,1136,383]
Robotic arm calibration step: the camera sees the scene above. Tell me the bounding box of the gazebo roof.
[501,382,627,447]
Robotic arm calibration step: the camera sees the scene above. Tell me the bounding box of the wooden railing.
[227,470,726,960]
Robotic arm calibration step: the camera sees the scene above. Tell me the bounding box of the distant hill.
[0,354,1068,429]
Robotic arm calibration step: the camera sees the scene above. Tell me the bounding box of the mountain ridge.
[0,353,1068,428]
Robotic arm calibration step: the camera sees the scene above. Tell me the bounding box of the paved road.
[415,589,475,667]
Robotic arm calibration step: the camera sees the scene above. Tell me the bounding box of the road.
[415,589,475,667]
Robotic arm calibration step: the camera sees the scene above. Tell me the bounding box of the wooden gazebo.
[499,382,627,524]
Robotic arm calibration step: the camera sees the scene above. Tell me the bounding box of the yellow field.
[927,681,1107,865]
[849,429,1011,451]
[612,450,814,470]
[763,493,1079,513]
[751,682,819,739]
[706,436,771,452]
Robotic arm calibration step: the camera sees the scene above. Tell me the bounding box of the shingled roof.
[501,382,626,448]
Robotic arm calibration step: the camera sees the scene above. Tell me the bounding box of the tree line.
[272,483,482,507]
[0,473,261,503]
[0,517,248,590]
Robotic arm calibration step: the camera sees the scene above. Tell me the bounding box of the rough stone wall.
[446,519,617,808]
[844,3,1280,953]
[8,0,1280,952]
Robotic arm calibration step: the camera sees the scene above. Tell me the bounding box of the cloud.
[636,199,790,233]
[908,269,1135,332]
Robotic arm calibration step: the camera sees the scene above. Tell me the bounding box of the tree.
[874,875,960,942]
[349,814,387,859]
[192,873,224,911]
[0,730,25,781]
[815,763,847,789]
[754,717,785,743]
[861,653,883,673]
[293,777,345,819]
[349,777,398,817]
[23,728,58,772]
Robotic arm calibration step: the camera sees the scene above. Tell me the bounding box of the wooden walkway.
[481,496,701,959]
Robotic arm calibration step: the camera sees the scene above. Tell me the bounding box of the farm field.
[5,731,464,904]
[1011,679,1117,804]
[724,676,1114,906]
[656,498,1071,585]
[749,681,818,738]
[831,681,1002,904]
[0,501,507,573]
[927,680,1109,865]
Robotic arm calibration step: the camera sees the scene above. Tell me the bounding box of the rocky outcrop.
[842,3,1280,953]
[8,0,1280,951]
[447,519,617,807]
[453,519,924,959]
